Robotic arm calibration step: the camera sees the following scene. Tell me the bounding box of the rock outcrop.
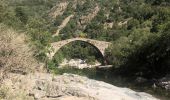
[156,75,170,90]
[49,2,69,18]
[1,73,159,100]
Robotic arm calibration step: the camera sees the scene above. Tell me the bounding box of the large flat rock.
[2,73,159,100]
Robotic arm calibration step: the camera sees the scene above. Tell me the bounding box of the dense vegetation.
[0,0,170,79]
[104,0,170,78]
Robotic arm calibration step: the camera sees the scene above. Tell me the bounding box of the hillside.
[0,0,170,99]
[0,0,170,77]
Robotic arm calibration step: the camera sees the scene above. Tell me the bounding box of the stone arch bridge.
[47,38,112,62]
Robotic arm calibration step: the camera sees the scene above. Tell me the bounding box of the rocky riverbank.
[1,73,159,100]
[59,59,101,69]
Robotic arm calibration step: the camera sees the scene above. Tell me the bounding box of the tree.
[15,7,28,24]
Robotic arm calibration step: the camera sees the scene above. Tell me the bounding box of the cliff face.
[1,73,159,100]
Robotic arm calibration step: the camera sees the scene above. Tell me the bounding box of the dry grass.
[0,24,40,82]
[0,85,34,100]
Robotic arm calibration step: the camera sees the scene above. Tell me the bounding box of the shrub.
[86,56,96,65]
[0,86,8,99]
[0,24,39,81]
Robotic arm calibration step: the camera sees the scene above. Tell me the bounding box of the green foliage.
[53,51,65,66]
[145,0,170,6]
[86,56,96,65]
[0,0,170,79]
[28,28,52,61]
[54,16,64,26]
[47,60,57,71]
[105,28,157,67]
[0,0,7,23]
[127,19,140,30]
[130,22,170,76]
[0,86,8,99]
[101,0,170,78]
[15,7,28,24]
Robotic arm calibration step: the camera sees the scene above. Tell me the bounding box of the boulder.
[156,75,170,90]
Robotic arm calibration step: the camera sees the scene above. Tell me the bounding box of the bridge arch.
[47,38,111,64]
